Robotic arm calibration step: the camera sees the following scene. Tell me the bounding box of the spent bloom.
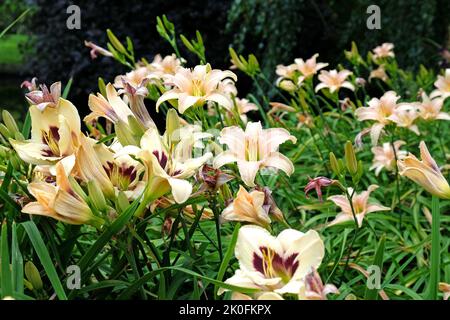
[370,141,407,176]
[156,63,237,114]
[213,121,296,187]
[304,176,336,202]
[299,268,339,300]
[397,141,450,199]
[315,69,354,93]
[328,185,390,228]
[22,81,61,111]
[219,225,325,296]
[372,43,395,60]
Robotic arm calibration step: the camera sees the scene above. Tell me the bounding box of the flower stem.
[427,195,440,300]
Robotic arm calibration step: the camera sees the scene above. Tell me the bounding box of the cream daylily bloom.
[156,64,237,114]
[370,141,407,176]
[328,185,390,228]
[10,98,81,167]
[221,186,271,227]
[234,97,258,123]
[388,103,420,135]
[315,69,354,93]
[369,66,389,82]
[418,93,450,121]
[219,225,325,296]
[372,43,395,60]
[22,157,103,226]
[294,54,328,78]
[397,141,450,199]
[213,121,296,187]
[148,53,182,81]
[430,69,450,99]
[355,91,400,145]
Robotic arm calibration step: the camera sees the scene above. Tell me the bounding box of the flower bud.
[344,141,358,175]
[2,110,19,135]
[329,152,340,176]
[0,124,11,139]
[25,261,43,291]
[87,180,108,212]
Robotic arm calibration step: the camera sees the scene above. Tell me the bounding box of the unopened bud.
[24,261,43,291]
[68,176,88,202]
[344,141,358,175]
[87,180,107,212]
[2,110,19,135]
[116,191,129,212]
[0,124,11,139]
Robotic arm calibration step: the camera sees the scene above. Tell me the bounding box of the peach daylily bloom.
[148,53,183,81]
[156,64,237,114]
[388,103,420,135]
[430,69,450,99]
[315,69,354,93]
[372,43,395,60]
[219,225,325,297]
[370,141,407,176]
[221,186,271,227]
[418,93,450,121]
[328,185,390,228]
[213,121,297,187]
[294,54,328,78]
[397,141,450,199]
[439,283,450,300]
[355,91,400,145]
[234,97,258,123]
[10,98,81,167]
[22,158,103,226]
[369,66,389,82]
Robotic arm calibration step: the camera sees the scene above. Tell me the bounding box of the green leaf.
[21,111,31,138]
[1,221,13,298]
[215,223,240,298]
[62,78,73,99]
[21,221,67,300]
[364,234,385,300]
[426,196,440,300]
[0,9,31,39]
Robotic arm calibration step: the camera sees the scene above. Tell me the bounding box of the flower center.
[41,126,60,157]
[253,246,299,284]
[191,79,205,96]
[105,161,138,191]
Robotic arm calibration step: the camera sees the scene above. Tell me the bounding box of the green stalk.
[427,196,440,300]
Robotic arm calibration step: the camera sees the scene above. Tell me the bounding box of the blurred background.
[1,0,449,122]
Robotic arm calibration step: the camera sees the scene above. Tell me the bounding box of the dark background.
[1,0,449,122]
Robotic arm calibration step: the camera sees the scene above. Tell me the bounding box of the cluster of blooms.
[3,34,450,301]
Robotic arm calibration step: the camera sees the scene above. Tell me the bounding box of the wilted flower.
[294,54,328,78]
[196,164,234,193]
[22,81,61,111]
[10,98,81,168]
[355,91,400,145]
[417,93,450,121]
[268,102,296,115]
[372,43,395,60]
[370,141,407,176]
[315,69,354,93]
[219,225,325,296]
[328,185,390,227]
[214,121,296,187]
[22,158,104,227]
[369,65,389,82]
[304,176,336,202]
[430,69,450,99]
[388,103,420,135]
[221,185,271,227]
[156,64,237,114]
[299,268,339,300]
[84,40,113,59]
[397,141,450,199]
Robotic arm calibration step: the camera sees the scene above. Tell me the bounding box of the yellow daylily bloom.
[397,141,450,199]
[10,98,81,167]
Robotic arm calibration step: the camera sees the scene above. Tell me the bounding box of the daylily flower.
[355,91,400,145]
[156,64,237,114]
[439,282,450,300]
[369,66,389,82]
[304,176,336,202]
[388,103,420,135]
[23,81,61,111]
[231,292,284,300]
[219,225,325,296]
[120,110,213,203]
[234,97,258,123]
[370,141,407,176]
[372,43,395,60]
[397,141,450,199]
[221,185,271,227]
[10,98,81,168]
[298,268,339,300]
[148,53,183,81]
[275,63,299,82]
[328,185,390,227]
[213,121,297,187]
[430,69,450,98]
[417,93,450,121]
[22,157,104,227]
[315,69,354,93]
[294,54,328,78]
